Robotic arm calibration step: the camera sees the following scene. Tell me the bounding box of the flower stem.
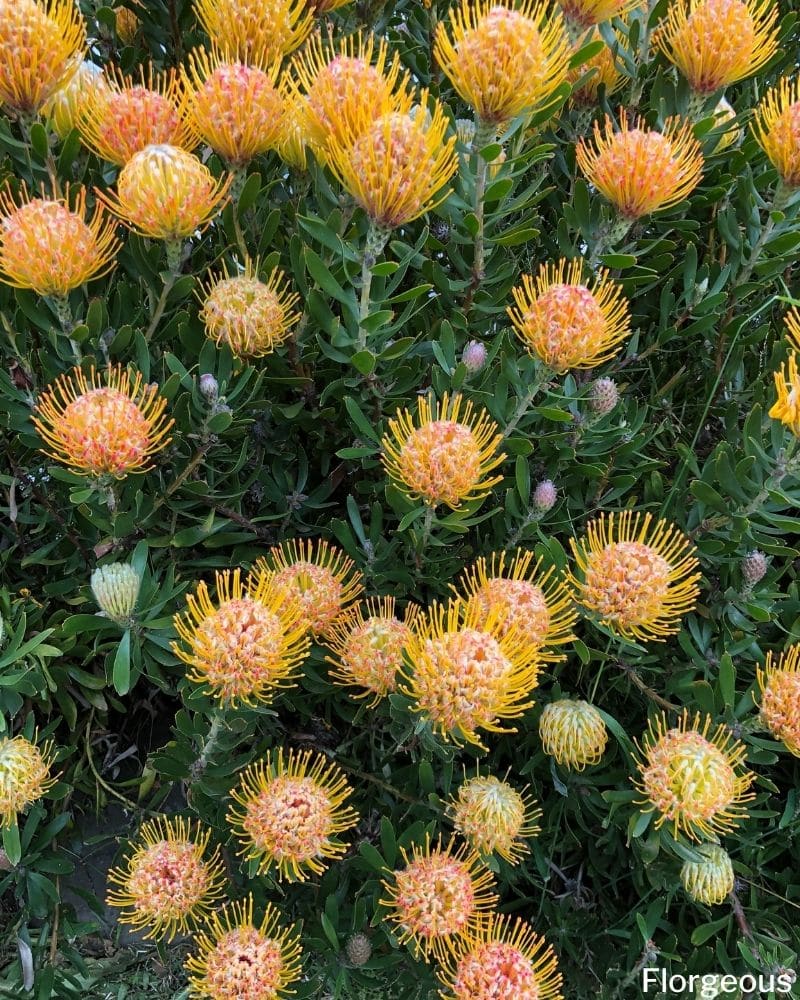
[52,295,82,359]
[414,505,435,573]
[470,119,497,292]
[502,365,551,439]
[358,221,390,349]
[192,713,226,780]
[145,240,182,343]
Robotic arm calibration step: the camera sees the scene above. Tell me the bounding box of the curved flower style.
[655,0,778,95]
[172,568,310,707]
[569,30,626,106]
[380,836,497,961]
[508,258,632,372]
[0,183,119,297]
[538,699,608,770]
[769,350,800,437]
[447,771,541,863]
[227,747,358,882]
[324,596,420,705]
[434,0,570,127]
[107,816,226,941]
[567,510,701,642]
[186,895,303,1000]
[752,76,800,188]
[634,711,755,840]
[559,0,638,28]
[757,644,800,755]
[193,0,313,67]
[0,735,55,828]
[382,392,505,510]
[33,365,173,478]
[577,110,704,219]
[680,844,734,905]
[784,307,800,351]
[43,59,108,139]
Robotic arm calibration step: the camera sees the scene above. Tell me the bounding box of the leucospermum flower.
[680,844,734,905]
[172,568,310,707]
[569,31,625,106]
[107,816,226,941]
[507,259,632,372]
[382,392,505,510]
[447,771,541,863]
[324,596,420,705]
[193,0,313,67]
[277,91,310,170]
[757,644,800,756]
[559,0,638,29]
[567,510,701,642]
[576,110,704,219]
[634,712,755,841]
[769,350,800,437]
[33,365,173,477]
[91,562,141,625]
[227,747,358,882]
[538,699,608,769]
[42,59,108,139]
[752,76,800,188]
[186,895,303,1000]
[381,836,497,961]
[0,735,55,828]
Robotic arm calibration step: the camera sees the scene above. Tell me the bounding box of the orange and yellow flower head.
[186,894,303,1000]
[381,835,498,961]
[107,816,226,941]
[655,0,778,95]
[227,747,359,882]
[569,30,626,105]
[382,392,505,510]
[538,699,608,770]
[434,0,570,127]
[769,350,800,437]
[576,109,704,219]
[447,771,541,864]
[567,510,701,642]
[0,0,86,117]
[508,258,632,372]
[324,596,420,705]
[193,0,313,67]
[0,735,55,829]
[634,711,755,841]
[172,568,310,707]
[43,58,108,138]
[0,183,119,297]
[559,0,638,29]
[753,76,800,188]
[33,365,173,478]
[757,644,800,756]
[680,844,734,906]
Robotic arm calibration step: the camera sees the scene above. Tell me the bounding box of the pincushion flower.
[42,59,107,139]
[634,711,755,840]
[0,735,55,828]
[324,596,420,705]
[680,844,734,905]
[381,836,497,961]
[277,91,310,170]
[567,510,701,642]
[507,258,632,372]
[107,816,226,941]
[538,699,608,769]
[757,644,800,755]
[382,392,505,510]
[559,0,638,29]
[227,747,358,882]
[172,568,310,707]
[576,110,704,219]
[769,350,800,437]
[752,76,800,188]
[193,0,313,67]
[33,365,173,478]
[186,895,302,1000]
[91,562,141,625]
[447,772,541,863]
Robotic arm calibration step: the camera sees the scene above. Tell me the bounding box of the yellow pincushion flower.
[0,183,119,298]
[33,365,173,478]
[434,0,570,127]
[227,747,359,882]
[757,644,800,756]
[508,258,632,372]
[567,510,701,642]
[198,258,301,359]
[753,76,800,188]
[186,895,303,1000]
[193,0,313,67]
[42,59,108,139]
[277,90,310,170]
[769,350,800,437]
[107,816,226,941]
[680,844,734,905]
[655,0,778,95]
[634,711,755,841]
[0,735,55,829]
[538,699,608,769]
[569,31,626,106]
[172,568,310,707]
[382,392,505,510]
[324,596,420,705]
[559,0,638,28]
[447,771,541,863]
[576,109,704,219]
[380,836,498,961]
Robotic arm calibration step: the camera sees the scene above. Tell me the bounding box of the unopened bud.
[199,373,219,403]
[90,563,140,625]
[462,340,487,373]
[741,550,768,588]
[532,479,557,514]
[455,118,476,147]
[345,932,372,966]
[589,377,618,417]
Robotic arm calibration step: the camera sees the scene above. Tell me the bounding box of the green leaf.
[690,916,731,946]
[358,841,386,871]
[351,350,376,375]
[320,911,339,950]
[112,630,132,695]
[718,653,735,708]
[344,396,380,443]
[2,821,21,867]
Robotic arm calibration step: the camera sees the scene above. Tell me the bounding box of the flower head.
[43,59,108,138]
[757,644,800,756]
[91,562,141,624]
[634,711,755,840]
[447,771,541,863]
[227,747,358,882]
[33,365,173,477]
[753,76,800,188]
[0,735,55,829]
[107,816,226,941]
[172,568,310,707]
[0,183,119,297]
[186,894,303,1000]
[382,392,505,509]
[462,339,488,373]
[576,109,704,218]
[434,0,570,126]
[589,376,619,415]
[769,350,800,436]
[277,90,310,170]
[346,932,372,966]
[193,0,313,67]
[567,510,700,642]
[569,30,626,105]
[680,844,734,905]
[538,699,608,769]
[559,0,638,29]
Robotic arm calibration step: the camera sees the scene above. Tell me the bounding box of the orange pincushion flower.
[559,0,638,29]
[172,568,310,707]
[382,392,505,509]
[655,0,778,95]
[567,510,700,642]
[434,0,570,126]
[569,31,626,105]
[0,183,119,297]
[634,711,755,840]
[43,59,108,139]
[757,644,800,756]
[752,76,800,188]
[186,895,303,1000]
[576,109,704,219]
[324,597,420,705]
[381,836,497,961]
[447,771,541,863]
[193,0,313,67]
[769,350,800,437]
[107,816,226,941]
[33,365,173,478]
[0,734,56,829]
[508,258,632,372]
[538,699,608,769]
[227,747,359,882]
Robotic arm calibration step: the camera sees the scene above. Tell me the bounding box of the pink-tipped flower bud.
[532,479,557,514]
[589,377,618,416]
[199,373,219,403]
[345,932,372,966]
[741,550,768,588]
[462,340,487,373]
